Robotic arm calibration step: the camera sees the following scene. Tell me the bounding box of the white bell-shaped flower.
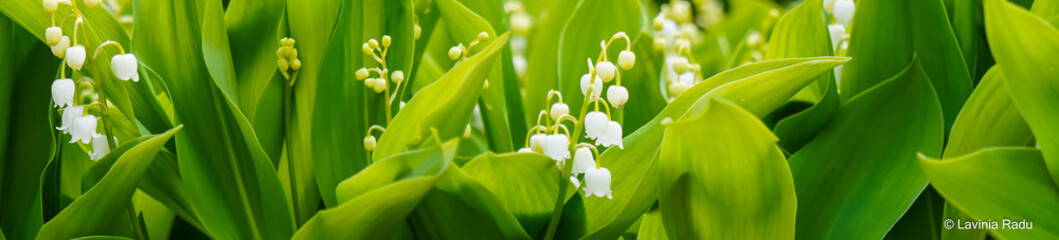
[70,114,99,144]
[833,0,855,27]
[595,121,623,149]
[89,134,110,160]
[584,166,613,199]
[43,0,59,14]
[828,24,846,52]
[549,103,569,121]
[51,36,70,58]
[584,111,609,140]
[607,86,628,109]
[57,105,83,133]
[529,133,547,152]
[372,78,387,93]
[618,51,635,70]
[542,134,570,161]
[51,78,75,108]
[66,45,86,70]
[824,0,837,14]
[111,53,140,82]
[572,147,595,175]
[363,135,377,151]
[46,26,62,46]
[669,81,691,97]
[595,61,617,82]
[580,73,603,98]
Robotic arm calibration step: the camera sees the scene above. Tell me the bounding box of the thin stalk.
[283,77,301,226]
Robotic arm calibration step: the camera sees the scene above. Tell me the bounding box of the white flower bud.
[596,121,623,148]
[355,68,369,80]
[368,39,379,49]
[52,36,70,58]
[45,27,62,46]
[833,0,855,27]
[572,147,595,175]
[671,1,692,23]
[477,32,489,42]
[70,114,98,144]
[653,14,665,30]
[824,0,837,14]
[364,135,376,151]
[746,31,762,47]
[518,147,534,153]
[596,61,617,82]
[364,78,376,88]
[828,24,846,52]
[549,103,569,121]
[584,166,613,199]
[510,13,532,35]
[669,81,690,97]
[448,45,464,60]
[84,0,100,8]
[580,73,603,98]
[111,53,139,82]
[607,86,629,109]
[673,57,691,73]
[529,133,547,152]
[584,111,608,140]
[43,0,58,14]
[372,78,387,93]
[89,134,110,160]
[381,35,392,47]
[66,45,86,70]
[543,134,570,161]
[653,38,666,52]
[618,51,635,70]
[52,78,75,108]
[57,105,83,132]
[391,70,404,84]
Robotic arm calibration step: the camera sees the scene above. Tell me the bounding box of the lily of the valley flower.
[542,134,570,161]
[584,166,613,199]
[580,73,603,98]
[596,61,617,82]
[43,0,58,14]
[110,53,139,82]
[584,111,608,140]
[84,0,100,8]
[572,147,595,174]
[595,121,623,149]
[549,103,569,121]
[57,105,83,133]
[66,45,86,70]
[46,26,62,46]
[89,134,110,160]
[529,133,547,152]
[51,78,75,108]
[618,50,635,70]
[828,24,846,52]
[52,36,70,58]
[448,44,465,60]
[70,114,99,144]
[833,0,855,27]
[607,86,628,109]
[364,135,377,152]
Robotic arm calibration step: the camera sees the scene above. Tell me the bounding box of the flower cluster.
[44,0,139,160]
[353,35,413,152]
[825,0,856,85]
[652,2,706,100]
[276,37,302,86]
[505,1,532,79]
[518,32,636,199]
[447,32,491,64]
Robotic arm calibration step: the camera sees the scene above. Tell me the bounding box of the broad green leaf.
[293,178,439,239]
[37,126,181,239]
[984,0,1059,186]
[0,40,58,240]
[841,0,973,130]
[373,33,510,159]
[658,98,796,239]
[581,57,847,239]
[789,62,944,239]
[920,148,1059,239]
[335,138,459,204]
[637,210,667,240]
[225,0,288,162]
[131,0,294,238]
[311,0,414,208]
[407,166,531,239]
[462,152,563,238]
[521,0,578,127]
[556,0,644,112]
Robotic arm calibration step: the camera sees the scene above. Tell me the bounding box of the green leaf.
[581,57,847,239]
[373,33,510,159]
[984,0,1059,186]
[37,126,181,239]
[556,0,644,112]
[407,166,531,239]
[658,98,796,239]
[637,210,667,240]
[335,138,459,204]
[789,61,944,239]
[293,178,439,239]
[521,0,579,127]
[131,0,294,238]
[462,152,564,238]
[841,0,973,130]
[920,148,1059,239]
[311,0,414,208]
[224,0,287,159]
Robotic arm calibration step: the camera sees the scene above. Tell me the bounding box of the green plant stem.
[543,76,596,240]
[87,59,117,151]
[127,204,145,240]
[284,74,301,226]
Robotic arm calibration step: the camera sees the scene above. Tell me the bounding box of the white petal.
[606,121,624,149]
[71,114,97,144]
[66,46,86,70]
[572,147,595,174]
[111,54,139,81]
[543,134,569,161]
[828,24,845,52]
[833,0,855,27]
[529,133,547,152]
[57,105,83,132]
[583,111,609,140]
[549,103,569,121]
[89,134,110,160]
[51,78,75,108]
[607,86,628,109]
[595,61,616,82]
[585,167,612,198]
